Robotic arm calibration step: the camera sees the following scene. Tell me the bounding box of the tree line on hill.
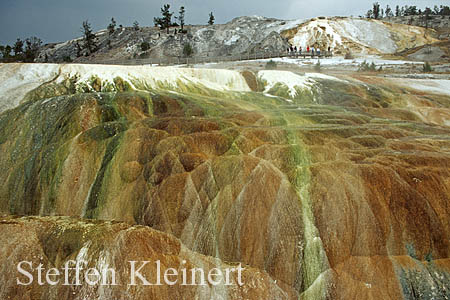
[1,4,215,62]
[153,4,214,33]
[365,3,450,19]
[0,37,42,62]
[80,4,215,59]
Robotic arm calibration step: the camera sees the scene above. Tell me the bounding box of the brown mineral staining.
[179,153,207,172]
[0,216,289,300]
[241,70,262,92]
[1,67,450,299]
[120,161,143,183]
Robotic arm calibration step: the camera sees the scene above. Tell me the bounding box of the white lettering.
[85,268,100,285]
[164,268,178,285]
[101,266,117,286]
[208,268,222,285]
[129,261,151,286]
[46,267,60,285]
[17,261,33,285]
[237,264,245,286]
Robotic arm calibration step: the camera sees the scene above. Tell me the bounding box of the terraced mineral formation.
[0,63,449,299]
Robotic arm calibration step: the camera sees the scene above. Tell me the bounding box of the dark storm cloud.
[0,0,443,45]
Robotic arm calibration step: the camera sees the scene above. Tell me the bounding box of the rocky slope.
[37,16,440,63]
[0,63,450,299]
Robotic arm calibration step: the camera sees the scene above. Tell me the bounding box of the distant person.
[299,46,302,54]
[307,46,310,52]
[311,46,315,56]
[328,46,331,53]
[317,48,321,56]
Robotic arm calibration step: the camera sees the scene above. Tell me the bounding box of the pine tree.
[5,45,12,58]
[404,5,409,16]
[408,6,418,16]
[395,5,400,17]
[107,17,116,35]
[24,37,42,62]
[403,5,418,16]
[164,4,174,33]
[208,12,215,25]
[13,38,24,55]
[372,2,381,19]
[433,5,440,15]
[176,6,186,32]
[133,21,140,31]
[81,20,98,55]
[154,17,163,28]
[441,6,450,16]
[154,4,173,33]
[164,5,173,33]
[385,5,393,18]
[0,45,12,58]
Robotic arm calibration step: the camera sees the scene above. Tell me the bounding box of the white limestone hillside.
[283,17,439,55]
[0,63,60,113]
[37,16,439,63]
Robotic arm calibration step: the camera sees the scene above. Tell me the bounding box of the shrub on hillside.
[265,60,277,70]
[423,61,433,72]
[358,60,378,72]
[141,42,150,51]
[344,51,354,59]
[183,43,193,57]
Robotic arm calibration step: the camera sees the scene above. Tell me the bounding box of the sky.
[0,0,446,45]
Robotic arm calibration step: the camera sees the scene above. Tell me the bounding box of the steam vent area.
[0,62,450,299]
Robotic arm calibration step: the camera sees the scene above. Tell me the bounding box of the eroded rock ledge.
[0,216,291,299]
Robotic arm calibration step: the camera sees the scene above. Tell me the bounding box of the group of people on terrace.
[286,44,332,57]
